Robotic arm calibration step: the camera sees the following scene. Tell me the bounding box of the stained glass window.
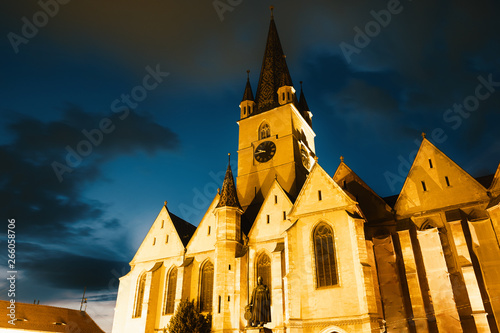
[200,261,214,312]
[314,223,337,287]
[133,273,146,318]
[164,267,177,314]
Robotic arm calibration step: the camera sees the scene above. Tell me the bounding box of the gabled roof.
[247,178,294,241]
[333,160,393,224]
[394,138,489,217]
[0,300,104,332]
[254,12,294,113]
[289,161,356,217]
[185,192,219,254]
[131,203,196,264]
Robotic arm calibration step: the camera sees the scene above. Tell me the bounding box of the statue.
[248,276,271,327]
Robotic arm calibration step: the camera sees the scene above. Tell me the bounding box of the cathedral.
[112,11,500,333]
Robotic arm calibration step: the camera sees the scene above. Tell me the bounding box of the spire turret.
[242,70,254,102]
[216,154,241,209]
[298,81,313,126]
[240,70,256,119]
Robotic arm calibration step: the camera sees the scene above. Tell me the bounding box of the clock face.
[254,141,276,163]
[301,147,310,169]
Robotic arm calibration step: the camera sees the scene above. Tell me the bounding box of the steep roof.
[333,160,393,224]
[169,209,197,246]
[0,300,104,332]
[254,12,294,113]
[489,162,500,194]
[216,156,241,209]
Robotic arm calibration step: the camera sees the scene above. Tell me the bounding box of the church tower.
[236,8,315,208]
[213,155,244,332]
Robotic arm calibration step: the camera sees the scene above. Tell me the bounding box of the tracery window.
[259,123,271,140]
[200,261,214,312]
[313,223,337,287]
[164,267,177,315]
[256,252,272,292]
[133,273,146,318]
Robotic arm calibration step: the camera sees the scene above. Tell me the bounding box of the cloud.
[17,243,128,291]
[0,106,179,241]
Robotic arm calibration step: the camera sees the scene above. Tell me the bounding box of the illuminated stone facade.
[112,13,500,333]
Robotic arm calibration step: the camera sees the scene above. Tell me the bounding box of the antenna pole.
[80,286,87,312]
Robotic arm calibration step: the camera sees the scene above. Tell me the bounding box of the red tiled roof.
[0,300,105,332]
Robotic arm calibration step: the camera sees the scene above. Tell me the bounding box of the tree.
[167,299,211,333]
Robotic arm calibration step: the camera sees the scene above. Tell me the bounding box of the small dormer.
[240,70,255,119]
[277,70,295,105]
[278,85,295,105]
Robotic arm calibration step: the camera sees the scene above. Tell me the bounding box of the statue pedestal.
[245,328,272,333]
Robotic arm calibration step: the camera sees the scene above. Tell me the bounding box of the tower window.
[208,226,211,235]
[228,264,231,270]
[421,181,427,191]
[275,195,278,204]
[282,92,285,101]
[166,234,169,244]
[287,92,290,100]
[161,220,164,228]
[153,237,156,245]
[267,215,270,224]
[429,159,433,168]
[283,211,286,220]
[243,106,246,115]
[318,190,322,201]
[445,176,450,187]
[218,295,221,314]
[259,123,271,140]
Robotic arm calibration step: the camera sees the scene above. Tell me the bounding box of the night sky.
[1,1,499,331]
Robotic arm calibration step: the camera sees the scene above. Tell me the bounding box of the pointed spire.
[298,81,312,127]
[216,153,242,209]
[242,70,254,102]
[298,81,310,112]
[254,8,294,113]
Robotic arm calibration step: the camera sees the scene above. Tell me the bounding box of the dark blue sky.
[1,0,499,331]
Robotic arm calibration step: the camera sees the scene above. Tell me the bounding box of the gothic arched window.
[164,267,177,315]
[200,261,214,312]
[259,123,271,140]
[313,223,337,287]
[133,273,146,318]
[256,252,272,291]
